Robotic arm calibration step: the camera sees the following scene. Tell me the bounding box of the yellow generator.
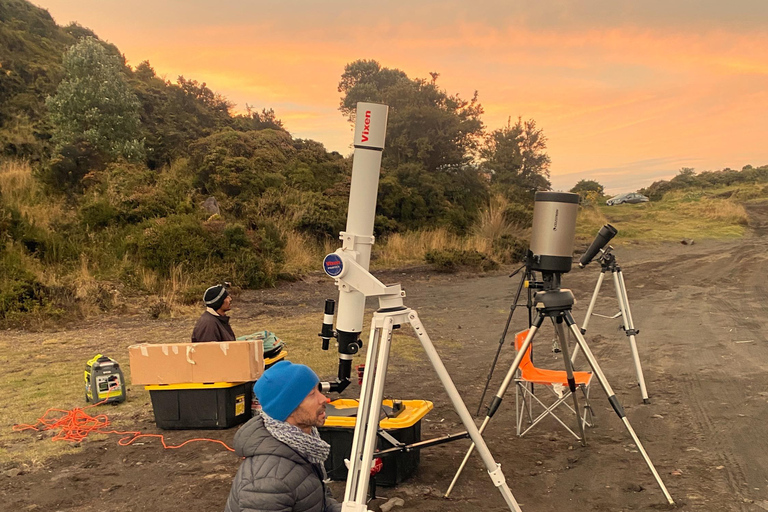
[84,354,126,404]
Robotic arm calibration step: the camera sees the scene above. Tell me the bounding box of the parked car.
[606,192,650,206]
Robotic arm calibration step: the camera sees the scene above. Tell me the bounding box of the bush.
[425,248,499,273]
[502,203,533,227]
[128,214,285,289]
[0,249,49,322]
[79,198,118,229]
[493,234,528,264]
[36,139,105,193]
[295,193,347,240]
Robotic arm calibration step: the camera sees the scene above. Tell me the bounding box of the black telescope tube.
[579,224,618,268]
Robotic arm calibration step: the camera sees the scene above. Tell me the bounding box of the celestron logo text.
[553,209,559,231]
[361,110,372,142]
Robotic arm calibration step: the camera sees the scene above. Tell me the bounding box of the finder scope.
[527,192,580,274]
[579,224,618,268]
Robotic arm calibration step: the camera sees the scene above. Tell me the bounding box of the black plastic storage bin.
[146,382,253,430]
[319,399,432,486]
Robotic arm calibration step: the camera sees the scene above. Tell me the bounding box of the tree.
[570,179,605,196]
[46,37,144,162]
[338,59,484,172]
[480,117,551,192]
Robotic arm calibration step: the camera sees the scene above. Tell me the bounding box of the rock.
[651,414,664,419]
[203,196,220,215]
[671,469,683,476]
[680,238,695,245]
[3,468,21,477]
[380,497,405,512]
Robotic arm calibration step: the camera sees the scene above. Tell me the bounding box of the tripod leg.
[564,311,675,505]
[614,270,650,403]
[571,270,606,365]
[342,317,387,507]
[554,317,587,446]
[445,313,545,498]
[407,310,523,512]
[476,269,527,416]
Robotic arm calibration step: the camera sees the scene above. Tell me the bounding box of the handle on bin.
[186,346,196,365]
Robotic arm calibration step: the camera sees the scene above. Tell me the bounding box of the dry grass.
[373,229,476,267]
[282,230,326,275]
[0,307,426,468]
[686,199,749,225]
[474,194,528,244]
[0,159,68,229]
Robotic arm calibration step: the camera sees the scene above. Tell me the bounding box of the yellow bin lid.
[265,350,287,366]
[324,399,433,429]
[144,382,247,390]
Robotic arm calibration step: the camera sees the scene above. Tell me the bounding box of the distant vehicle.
[606,192,650,206]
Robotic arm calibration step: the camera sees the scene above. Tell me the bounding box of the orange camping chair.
[514,329,594,441]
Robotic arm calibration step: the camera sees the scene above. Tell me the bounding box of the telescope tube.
[332,103,389,391]
[528,192,579,274]
[579,224,618,268]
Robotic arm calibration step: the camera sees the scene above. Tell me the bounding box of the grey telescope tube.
[528,191,579,273]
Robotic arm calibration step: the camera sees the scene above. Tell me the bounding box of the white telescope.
[320,103,395,392]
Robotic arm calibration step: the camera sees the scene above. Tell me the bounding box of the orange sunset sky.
[34,1,768,193]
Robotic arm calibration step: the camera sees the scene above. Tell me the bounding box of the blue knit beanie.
[254,361,320,422]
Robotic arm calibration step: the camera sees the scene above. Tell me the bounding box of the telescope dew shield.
[528,192,579,273]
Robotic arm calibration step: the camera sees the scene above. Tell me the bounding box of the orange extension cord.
[13,394,235,452]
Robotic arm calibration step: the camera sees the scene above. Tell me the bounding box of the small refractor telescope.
[579,224,618,268]
[527,192,580,274]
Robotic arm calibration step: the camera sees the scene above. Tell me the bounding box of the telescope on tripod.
[575,223,651,403]
[317,102,523,512]
[447,192,674,505]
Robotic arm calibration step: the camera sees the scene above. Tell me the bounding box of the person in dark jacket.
[225,361,341,512]
[191,283,236,342]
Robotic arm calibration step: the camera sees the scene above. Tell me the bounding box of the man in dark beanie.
[191,283,236,342]
[225,361,341,512]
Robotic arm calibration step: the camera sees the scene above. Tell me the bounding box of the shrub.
[79,198,118,229]
[128,214,285,289]
[0,249,49,321]
[492,234,528,264]
[425,248,499,273]
[502,203,533,227]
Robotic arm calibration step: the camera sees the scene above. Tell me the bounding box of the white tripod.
[329,260,522,512]
[571,246,650,403]
[323,102,522,512]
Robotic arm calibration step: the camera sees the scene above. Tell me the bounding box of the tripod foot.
[643,398,651,405]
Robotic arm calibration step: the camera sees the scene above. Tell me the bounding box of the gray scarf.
[261,411,331,464]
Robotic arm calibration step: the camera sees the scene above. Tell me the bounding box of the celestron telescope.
[318,102,523,512]
[573,223,651,403]
[446,192,675,506]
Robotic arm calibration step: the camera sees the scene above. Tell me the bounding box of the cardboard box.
[128,340,264,385]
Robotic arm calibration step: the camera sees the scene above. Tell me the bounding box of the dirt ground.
[4,202,768,512]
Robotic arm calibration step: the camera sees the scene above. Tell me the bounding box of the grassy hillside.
[0,0,766,328]
[576,184,761,243]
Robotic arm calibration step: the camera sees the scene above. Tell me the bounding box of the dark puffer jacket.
[225,414,342,512]
[191,311,236,342]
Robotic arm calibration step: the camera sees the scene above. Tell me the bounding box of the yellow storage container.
[320,399,433,486]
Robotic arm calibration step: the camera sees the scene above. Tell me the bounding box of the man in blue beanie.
[225,361,341,512]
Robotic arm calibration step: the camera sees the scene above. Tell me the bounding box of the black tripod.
[475,264,534,417]
[447,273,674,505]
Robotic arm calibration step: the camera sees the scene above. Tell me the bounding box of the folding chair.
[514,329,594,441]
